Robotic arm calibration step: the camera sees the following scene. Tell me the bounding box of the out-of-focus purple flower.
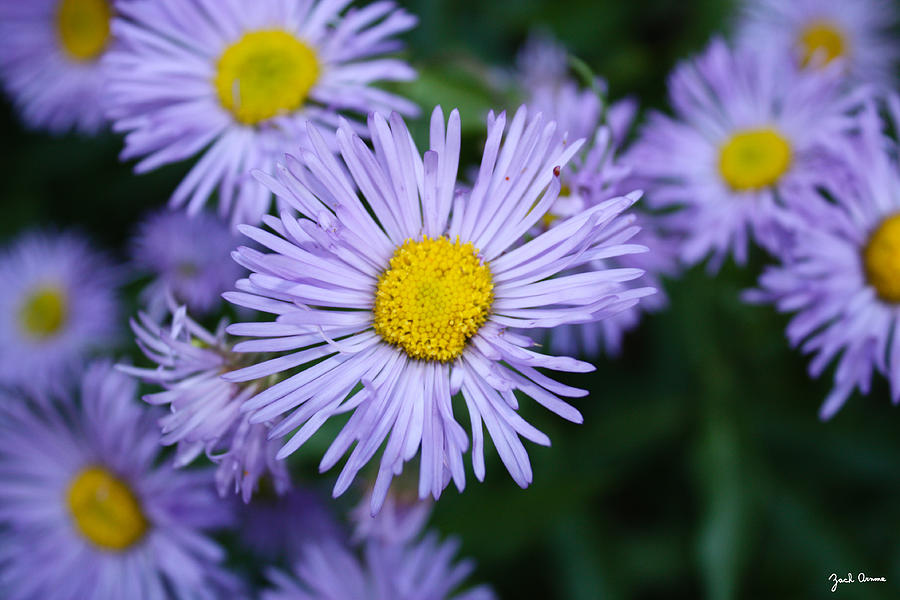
[737,0,899,88]
[515,32,637,148]
[0,361,239,600]
[105,0,419,227]
[262,493,494,600]
[131,209,242,317]
[121,306,289,502]
[746,98,900,419]
[350,490,431,546]
[544,215,680,357]
[516,34,673,357]
[263,538,495,600]
[515,31,570,92]
[223,105,651,513]
[628,37,862,272]
[238,487,343,562]
[0,0,116,133]
[0,230,118,394]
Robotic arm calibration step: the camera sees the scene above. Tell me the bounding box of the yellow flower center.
[799,20,847,67]
[718,128,792,191]
[373,236,494,362]
[66,466,148,551]
[56,0,112,61]
[19,285,68,340]
[863,213,900,303]
[214,30,319,125]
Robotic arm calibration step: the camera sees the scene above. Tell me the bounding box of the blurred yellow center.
[799,20,846,66]
[719,129,792,191]
[214,30,319,125]
[863,213,900,303]
[541,184,570,228]
[373,236,493,362]
[19,285,68,339]
[67,466,148,551]
[56,0,111,61]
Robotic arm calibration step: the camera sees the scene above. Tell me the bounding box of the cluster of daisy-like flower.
[0,0,898,597]
[630,0,900,419]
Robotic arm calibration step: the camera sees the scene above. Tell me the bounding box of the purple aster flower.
[515,37,672,357]
[628,37,862,272]
[106,0,419,227]
[0,0,117,133]
[121,306,290,503]
[263,497,494,600]
[544,215,679,357]
[223,105,651,513]
[530,121,673,357]
[0,361,239,600]
[131,209,242,317]
[0,230,118,394]
[747,98,900,419]
[738,0,899,88]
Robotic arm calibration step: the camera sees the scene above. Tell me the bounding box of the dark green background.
[3,0,900,598]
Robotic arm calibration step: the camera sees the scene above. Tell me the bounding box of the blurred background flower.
[0,0,115,133]
[0,230,118,394]
[0,362,239,599]
[129,209,242,318]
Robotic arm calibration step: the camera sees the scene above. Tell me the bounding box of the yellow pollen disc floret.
[66,466,148,551]
[373,236,494,362]
[863,213,900,303]
[214,30,319,125]
[19,285,68,340]
[718,128,792,191]
[799,20,847,67]
[56,0,112,61]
